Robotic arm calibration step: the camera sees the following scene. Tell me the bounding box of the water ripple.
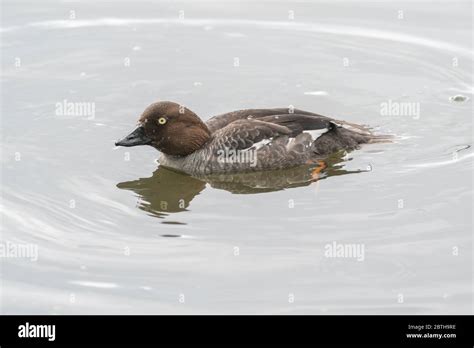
[1,18,472,57]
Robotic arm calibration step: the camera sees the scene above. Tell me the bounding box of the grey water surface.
[1,0,472,314]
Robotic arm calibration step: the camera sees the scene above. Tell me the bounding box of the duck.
[115,101,388,175]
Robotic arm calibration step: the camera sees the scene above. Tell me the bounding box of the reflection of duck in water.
[117,151,362,218]
[115,101,389,175]
[117,166,206,217]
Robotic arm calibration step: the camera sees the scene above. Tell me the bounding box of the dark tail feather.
[312,124,393,156]
[331,119,394,144]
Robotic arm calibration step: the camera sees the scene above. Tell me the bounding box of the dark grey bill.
[115,125,152,147]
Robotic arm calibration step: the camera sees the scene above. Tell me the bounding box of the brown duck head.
[115,101,211,156]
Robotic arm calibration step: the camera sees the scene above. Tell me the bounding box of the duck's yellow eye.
[158,117,167,125]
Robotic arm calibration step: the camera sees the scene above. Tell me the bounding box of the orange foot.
[311,160,327,180]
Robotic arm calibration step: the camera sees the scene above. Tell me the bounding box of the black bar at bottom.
[0,315,472,346]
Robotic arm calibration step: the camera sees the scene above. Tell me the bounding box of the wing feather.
[210,119,292,151]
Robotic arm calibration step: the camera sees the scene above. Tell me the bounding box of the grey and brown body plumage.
[115,102,388,175]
